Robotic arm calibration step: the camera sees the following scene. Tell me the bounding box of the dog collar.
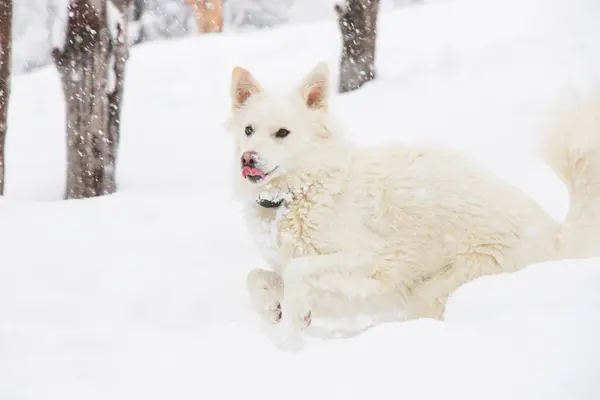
[256,198,284,209]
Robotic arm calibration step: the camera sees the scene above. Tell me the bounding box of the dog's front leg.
[281,252,380,332]
[247,268,284,324]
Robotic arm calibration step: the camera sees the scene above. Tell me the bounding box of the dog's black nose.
[241,151,257,168]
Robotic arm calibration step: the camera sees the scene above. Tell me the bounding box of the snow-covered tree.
[53,0,130,199]
[0,0,11,194]
[335,0,380,93]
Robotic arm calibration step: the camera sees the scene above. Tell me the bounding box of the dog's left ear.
[299,62,330,111]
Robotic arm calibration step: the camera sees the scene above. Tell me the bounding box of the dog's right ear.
[231,67,262,110]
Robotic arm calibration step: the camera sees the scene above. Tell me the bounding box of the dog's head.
[226,62,334,196]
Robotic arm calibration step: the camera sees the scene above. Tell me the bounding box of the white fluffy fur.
[226,63,600,332]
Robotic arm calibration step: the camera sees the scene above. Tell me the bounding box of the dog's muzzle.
[240,151,277,184]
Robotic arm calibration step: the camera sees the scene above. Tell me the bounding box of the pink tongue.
[242,166,266,179]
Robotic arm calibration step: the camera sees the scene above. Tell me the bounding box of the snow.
[107,54,116,93]
[3,0,600,398]
[128,20,143,45]
[50,2,69,53]
[106,1,125,42]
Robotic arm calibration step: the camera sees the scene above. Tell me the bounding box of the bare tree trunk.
[132,0,144,22]
[132,0,146,44]
[335,0,380,93]
[0,0,12,195]
[53,0,130,200]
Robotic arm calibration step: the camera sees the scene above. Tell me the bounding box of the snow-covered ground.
[2,0,600,398]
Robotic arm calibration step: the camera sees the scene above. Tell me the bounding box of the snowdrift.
[2,0,600,399]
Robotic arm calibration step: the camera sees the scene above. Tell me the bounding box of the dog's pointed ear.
[299,62,330,111]
[231,66,262,110]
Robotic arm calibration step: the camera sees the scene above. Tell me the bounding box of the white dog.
[226,62,600,333]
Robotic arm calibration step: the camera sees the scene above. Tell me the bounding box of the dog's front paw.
[282,304,312,332]
[280,263,314,332]
[281,294,312,331]
[249,292,284,325]
[247,268,284,325]
[249,287,284,325]
[260,298,283,324]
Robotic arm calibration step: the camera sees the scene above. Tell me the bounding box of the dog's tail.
[540,90,600,259]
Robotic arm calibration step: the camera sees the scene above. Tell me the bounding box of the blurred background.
[12,0,448,75]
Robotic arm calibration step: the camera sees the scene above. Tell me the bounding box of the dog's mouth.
[241,166,278,183]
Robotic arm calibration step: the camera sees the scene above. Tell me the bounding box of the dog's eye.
[245,125,254,136]
[275,128,290,138]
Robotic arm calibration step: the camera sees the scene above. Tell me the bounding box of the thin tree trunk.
[132,0,144,22]
[53,0,130,200]
[335,0,380,93]
[132,0,146,44]
[0,0,12,195]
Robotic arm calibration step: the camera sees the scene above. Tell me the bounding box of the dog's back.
[346,91,600,317]
[332,144,559,317]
